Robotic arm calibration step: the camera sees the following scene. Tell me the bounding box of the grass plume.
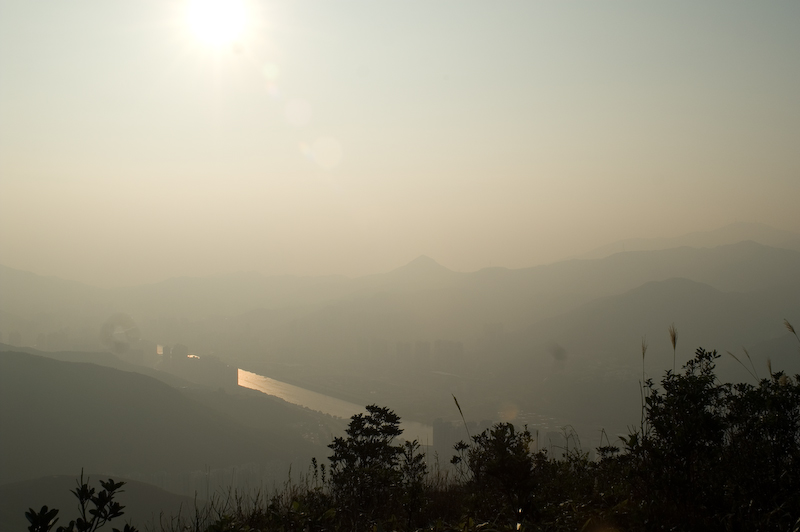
[785,319,800,356]
[641,335,648,385]
[668,323,678,373]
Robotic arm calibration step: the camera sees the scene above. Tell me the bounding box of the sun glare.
[187,0,247,48]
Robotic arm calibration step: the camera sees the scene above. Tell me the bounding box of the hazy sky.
[1,1,799,287]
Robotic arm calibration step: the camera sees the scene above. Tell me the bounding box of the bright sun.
[186,0,248,48]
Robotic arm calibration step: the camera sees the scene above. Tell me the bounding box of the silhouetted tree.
[328,404,426,530]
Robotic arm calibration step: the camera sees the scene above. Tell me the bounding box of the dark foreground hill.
[0,342,200,389]
[0,351,321,486]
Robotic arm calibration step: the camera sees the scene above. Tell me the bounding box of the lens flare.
[187,0,247,48]
[266,82,281,99]
[312,137,343,169]
[299,142,315,162]
[262,62,280,81]
[498,402,519,422]
[299,138,344,169]
[284,98,313,127]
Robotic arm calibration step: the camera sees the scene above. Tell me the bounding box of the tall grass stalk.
[668,323,678,373]
[726,349,758,383]
[452,394,471,443]
[640,336,648,434]
[785,319,800,356]
[742,347,759,380]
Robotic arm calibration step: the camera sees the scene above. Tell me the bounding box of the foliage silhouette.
[328,404,428,530]
[26,472,137,532]
[451,423,539,525]
[625,347,800,530]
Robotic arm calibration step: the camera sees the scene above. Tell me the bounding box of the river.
[238,369,434,445]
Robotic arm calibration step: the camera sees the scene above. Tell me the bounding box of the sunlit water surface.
[238,369,433,444]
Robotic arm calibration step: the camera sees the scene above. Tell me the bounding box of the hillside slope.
[0,351,320,484]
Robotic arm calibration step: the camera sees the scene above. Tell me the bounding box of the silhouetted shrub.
[26,472,137,532]
[328,404,428,530]
[453,423,538,525]
[624,347,800,530]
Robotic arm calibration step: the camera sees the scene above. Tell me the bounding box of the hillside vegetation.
[169,344,800,531]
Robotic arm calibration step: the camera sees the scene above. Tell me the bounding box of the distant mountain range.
[577,221,800,259]
[1,222,799,454]
[518,276,800,364]
[229,239,800,354]
[2,222,797,325]
[494,276,800,428]
[2,237,799,344]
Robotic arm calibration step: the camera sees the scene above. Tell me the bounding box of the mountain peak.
[389,255,458,277]
[378,255,458,282]
[403,255,445,270]
[352,255,459,291]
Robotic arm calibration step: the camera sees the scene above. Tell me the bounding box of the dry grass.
[785,319,800,356]
[640,336,648,432]
[668,323,678,373]
[725,348,758,383]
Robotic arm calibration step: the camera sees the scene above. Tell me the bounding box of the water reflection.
[238,369,433,444]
